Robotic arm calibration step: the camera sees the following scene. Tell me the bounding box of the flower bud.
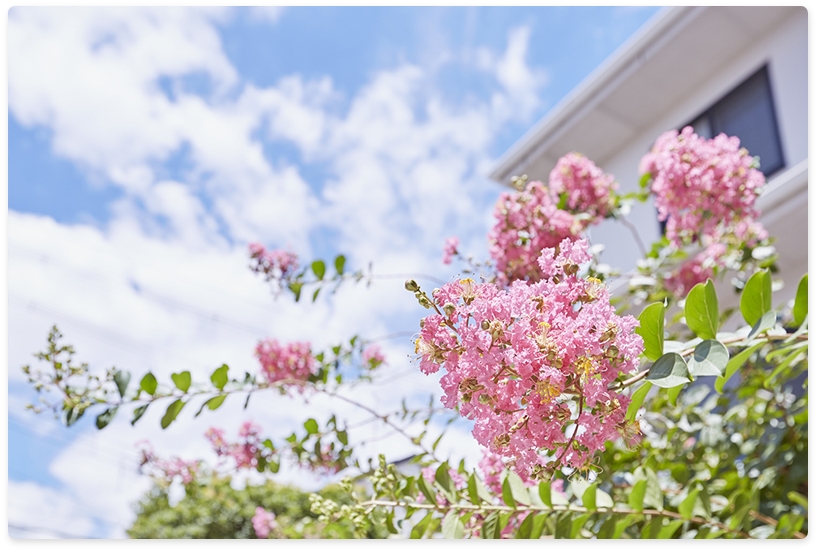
[480,320,490,331]
[443,303,456,317]
[404,279,420,292]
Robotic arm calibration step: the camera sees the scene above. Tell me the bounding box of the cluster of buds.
[412,238,644,479]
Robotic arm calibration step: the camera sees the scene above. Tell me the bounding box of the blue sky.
[7,6,659,538]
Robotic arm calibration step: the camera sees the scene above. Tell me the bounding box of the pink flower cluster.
[442,237,459,265]
[639,126,767,247]
[249,243,299,281]
[255,338,316,387]
[362,344,386,368]
[488,155,616,283]
[137,441,200,485]
[415,238,643,478]
[206,421,265,470]
[252,507,278,539]
[549,153,617,219]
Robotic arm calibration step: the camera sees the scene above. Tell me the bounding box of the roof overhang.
[489,6,800,185]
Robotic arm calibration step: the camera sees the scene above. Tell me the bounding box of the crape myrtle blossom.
[255,338,316,388]
[548,152,617,220]
[137,441,200,485]
[206,421,265,470]
[488,154,616,284]
[362,344,386,369]
[249,242,299,285]
[639,126,767,248]
[442,236,460,265]
[415,238,643,478]
[252,507,279,539]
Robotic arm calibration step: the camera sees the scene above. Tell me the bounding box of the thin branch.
[358,499,752,538]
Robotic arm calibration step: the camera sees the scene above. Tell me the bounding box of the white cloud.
[7,7,550,538]
[8,480,98,538]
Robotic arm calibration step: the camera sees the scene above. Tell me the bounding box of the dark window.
[684,65,785,177]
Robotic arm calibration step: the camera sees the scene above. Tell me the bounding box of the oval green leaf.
[635,302,665,361]
[626,382,652,421]
[685,279,719,340]
[311,260,326,280]
[161,399,185,429]
[646,353,690,388]
[741,269,772,326]
[334,255,346,275]
[140,372,158,395]
[793,274,808,326]
[113,371,130,398]
[688,340,730,377]
[171,371,191,393]
[95,407,118,429]
[210,364,229,390]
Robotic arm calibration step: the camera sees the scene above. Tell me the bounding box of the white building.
[489,6,807,305]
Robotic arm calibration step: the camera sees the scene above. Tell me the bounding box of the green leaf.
[507,470,531,506]
[626,382,652,421]
[195,395,226,417]
[502,477,517,508]
[688,340,730,376]
[337,430,348,446]
[334,255,346,275]
[793,274,808,326]
[385,510,398,535]
[113,371,130,398]
[595,488,614,509]
[747,310,776,341]
[685,279,719,339]
[410,511,433,539]
[95,407,117,429]
[679,488,700,519]
[131,404,148,425]
[435,463,458,503]
[312,287,321,302]
[311,260,326,280]
[210,364,229,390]
[161,399,185,429]
[538,481,552,508]
[289,282,303,302]
[635,467,663,510]
[639,172,652,189]
[667,383,683,406]
[171,371,191,393]
[481,512,501,539]
[715,340,765,393]
[304,418,319,435]
[515,512,534,539]
[140,373,158,395]
[628,479,646,512]
[582,484,597,511]
[741,269,772,326]
[787,491,808,511]
[635,302,665,361]
[64,406,84,427]
[764,346,807,389]
[417,476,437,506]
[441,512,465,539]
[530,513,547,539]
[646,353,690,388]
[657,519,684,538]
